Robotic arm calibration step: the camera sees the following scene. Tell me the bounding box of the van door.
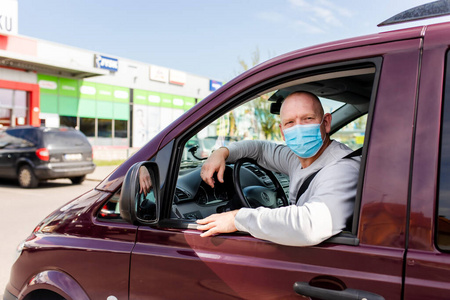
[129,37,421,299]
[405,24,450,299]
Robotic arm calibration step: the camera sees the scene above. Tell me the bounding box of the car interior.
[99,60,378,244]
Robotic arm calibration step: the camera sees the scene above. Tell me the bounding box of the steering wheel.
[233,158,289,208]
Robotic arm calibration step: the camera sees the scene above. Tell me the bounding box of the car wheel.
[18,165,39,188]
[70,175,86,184]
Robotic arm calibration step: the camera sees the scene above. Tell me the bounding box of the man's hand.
[201,147,229,188]
[196,210,239,237]
[139,166,152,196]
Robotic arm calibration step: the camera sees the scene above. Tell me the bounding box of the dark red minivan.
[5,2,450,299]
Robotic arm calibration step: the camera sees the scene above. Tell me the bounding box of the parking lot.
[0,166,115,298]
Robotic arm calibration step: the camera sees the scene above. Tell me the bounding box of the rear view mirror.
[119,161,160,225]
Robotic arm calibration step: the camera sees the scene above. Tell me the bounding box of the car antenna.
[378,0,450,27]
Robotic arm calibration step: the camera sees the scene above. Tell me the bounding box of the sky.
[17,0,442,81]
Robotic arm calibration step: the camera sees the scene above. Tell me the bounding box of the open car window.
[331,114,367,151]
[171,64,376,226]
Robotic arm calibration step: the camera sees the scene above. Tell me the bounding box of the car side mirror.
[119,161,160,225]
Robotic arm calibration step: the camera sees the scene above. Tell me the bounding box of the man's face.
[279,93,331,141]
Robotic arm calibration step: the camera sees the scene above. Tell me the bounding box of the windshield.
[43,130,91,148]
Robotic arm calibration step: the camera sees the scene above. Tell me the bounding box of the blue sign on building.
[95,54,119,72]
[209,80,223,91]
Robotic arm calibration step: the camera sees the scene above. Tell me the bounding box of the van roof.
[378,0,450,27]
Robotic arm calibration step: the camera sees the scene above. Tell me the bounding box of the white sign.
[148,95,161,104]
[150,66,169,83]
[38,80,57,90]
[169,70,186,86]
[62,85,76,91]
[114,90,128,99]
[173,98,184,107]
[80,85,96,95]
[0,0,18,35]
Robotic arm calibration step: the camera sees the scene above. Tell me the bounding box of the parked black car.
[0,126,96,188]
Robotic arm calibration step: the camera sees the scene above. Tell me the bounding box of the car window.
[171,63,377,225]
[331,114,367,151]
[97,189,123,221]
[43,130,90,148]
[0,129,35,148]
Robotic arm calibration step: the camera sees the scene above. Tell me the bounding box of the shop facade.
[37,74,200,148]
[0,79,39,128]
[0,0,221,151]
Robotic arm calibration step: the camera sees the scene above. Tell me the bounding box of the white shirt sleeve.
[235,202,333,246]
[234,158,359,246]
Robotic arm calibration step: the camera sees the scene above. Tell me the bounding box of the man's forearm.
[234,203,333,247]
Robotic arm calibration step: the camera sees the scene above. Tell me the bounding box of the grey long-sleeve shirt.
[226,140,360,246]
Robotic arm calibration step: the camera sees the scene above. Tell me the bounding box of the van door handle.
[293,282,385,300]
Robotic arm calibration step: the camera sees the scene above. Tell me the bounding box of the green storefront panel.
[113,86,130,103]
[133,89,148,105]
[78,98,96,118]
[160,93,173,108]
[96,83,113,101]
[184,97,196,110]
[37,74,58,95]
[96,101,113,119]
[59,78,79,98]
[113,102,129,120]
[40,93,58,114]
[79,81,97,100]
[59,96,78,117]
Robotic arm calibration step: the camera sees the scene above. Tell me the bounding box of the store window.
[0,88,13,107]
[0,88,28,127]
[98,119,112,137]
[80,117,95,137]
[0,108,11,128]
[114,120,127,138]
[60,116,77,128]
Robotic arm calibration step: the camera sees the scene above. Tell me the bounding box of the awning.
[0,49,109,79]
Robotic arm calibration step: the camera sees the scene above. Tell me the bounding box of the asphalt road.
[0,178,99,298]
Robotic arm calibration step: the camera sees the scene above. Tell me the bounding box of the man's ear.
[324,113,332,133]
[279,123,285,141]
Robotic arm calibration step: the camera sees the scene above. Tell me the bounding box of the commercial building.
[0,0,222,153]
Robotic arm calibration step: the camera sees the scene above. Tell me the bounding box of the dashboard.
[171,163,290,220]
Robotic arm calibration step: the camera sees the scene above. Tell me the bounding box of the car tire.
[70,175,86,184]
[18,165,39,188]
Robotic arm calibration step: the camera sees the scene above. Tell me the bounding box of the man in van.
[196,91,360,246]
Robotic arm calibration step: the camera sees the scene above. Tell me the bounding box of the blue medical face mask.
[283,120,324,158]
